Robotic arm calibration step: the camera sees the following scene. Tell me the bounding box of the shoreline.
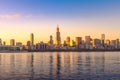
[0,49,120,53]
[28,49,120,52]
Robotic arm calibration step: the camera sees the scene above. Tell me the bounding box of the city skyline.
[0,0,120,44]
[0,1,120,80]
[0,26,119,45]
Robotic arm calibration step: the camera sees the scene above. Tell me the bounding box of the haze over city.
[0,0,120,45]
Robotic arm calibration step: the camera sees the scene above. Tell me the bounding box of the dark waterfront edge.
[0,49,120,53]
[28,49,120,52]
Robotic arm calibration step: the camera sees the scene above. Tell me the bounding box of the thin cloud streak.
[0,14,32,19]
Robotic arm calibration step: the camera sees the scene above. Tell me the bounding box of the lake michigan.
[0,52,120,80]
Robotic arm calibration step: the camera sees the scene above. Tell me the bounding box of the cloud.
[0,14,21,19]
[0,14,32,19]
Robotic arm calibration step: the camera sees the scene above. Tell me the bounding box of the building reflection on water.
[0,52,120,80]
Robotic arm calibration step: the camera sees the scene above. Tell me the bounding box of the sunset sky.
[0,0,120,45]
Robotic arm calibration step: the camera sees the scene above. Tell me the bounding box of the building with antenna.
[56,25,61,46]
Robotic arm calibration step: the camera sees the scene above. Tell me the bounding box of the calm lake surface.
[0,52,120,80]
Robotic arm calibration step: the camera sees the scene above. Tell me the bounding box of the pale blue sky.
[0,0,120,44]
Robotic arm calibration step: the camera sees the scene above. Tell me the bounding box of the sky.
[0,0,120,45]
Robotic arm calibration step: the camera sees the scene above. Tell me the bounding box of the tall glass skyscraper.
[56,25,61,46]
[101,34,105,46]
[66,36,70,46]
[30,33,34,46]
[10,39,15,46]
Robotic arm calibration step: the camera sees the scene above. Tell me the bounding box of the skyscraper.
[72,40,76,47]
[101,34,105,46]
[75,37,82,46]
[101,34,105,40]
[27,41,31,46]
[106,39,110,45]
[66,36,70,46]
[56,25,61,46]
[116,39,119,48]
[49,35,53,45]
[10,39,15,46]
[30,33,34,46]
[0,38,2,46]
[92,38,101,48]
[85,36,92,49]
[3,41,6,46]
[63,40,67,47]
[85,36,91,45]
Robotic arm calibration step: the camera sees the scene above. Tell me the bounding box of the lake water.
[0,52,120,80]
